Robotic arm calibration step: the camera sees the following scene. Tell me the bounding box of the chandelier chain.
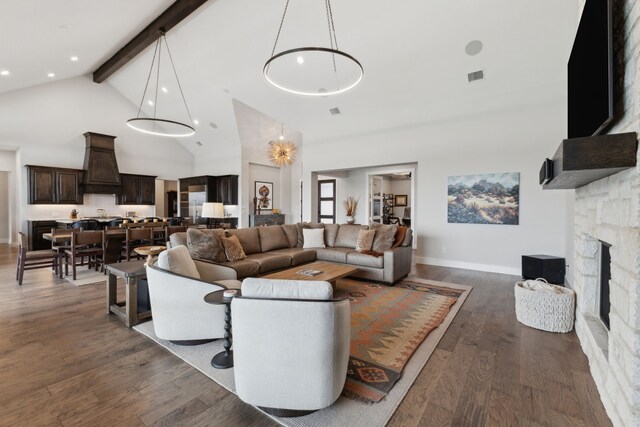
[270,0,291,59]
[163,34,194,125]
[136,38,161,118]
[325,0,338,75]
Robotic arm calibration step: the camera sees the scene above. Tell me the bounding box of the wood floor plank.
[0,244,612,426]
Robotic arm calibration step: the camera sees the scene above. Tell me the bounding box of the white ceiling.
[0,0,578,155]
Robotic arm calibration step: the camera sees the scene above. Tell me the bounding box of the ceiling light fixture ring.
[126,118,195,137]
[263,47,364,96]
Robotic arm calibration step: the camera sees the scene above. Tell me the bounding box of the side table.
[106,260,152,327]
[204,289,241,369]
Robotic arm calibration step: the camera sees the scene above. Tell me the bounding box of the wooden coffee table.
[262,261,358,291]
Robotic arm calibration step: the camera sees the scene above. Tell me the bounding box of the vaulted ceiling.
[0,0,578,155]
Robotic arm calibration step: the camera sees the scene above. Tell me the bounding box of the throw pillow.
[369,222,398,252]
[156,245,201,279]
[296,222,324,247]
[186,228,226,263]
[221,234,247,262]
[302,228,326,248]
[355,229,376,252]
[391,226,408,248]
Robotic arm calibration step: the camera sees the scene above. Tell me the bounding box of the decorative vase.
[346,215,355,224]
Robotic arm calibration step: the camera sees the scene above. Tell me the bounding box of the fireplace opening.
[599,241,612,330]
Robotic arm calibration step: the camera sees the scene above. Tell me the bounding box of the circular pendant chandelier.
[263,0,363,96]
[127,32,195,137]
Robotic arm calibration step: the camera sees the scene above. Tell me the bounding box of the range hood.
[82,132,122,195]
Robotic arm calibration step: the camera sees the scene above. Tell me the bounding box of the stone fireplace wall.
[572,1,640,425]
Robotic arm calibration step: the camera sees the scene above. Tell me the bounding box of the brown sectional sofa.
[169,223,413,284]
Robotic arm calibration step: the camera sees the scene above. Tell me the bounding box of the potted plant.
[344,196,359,224]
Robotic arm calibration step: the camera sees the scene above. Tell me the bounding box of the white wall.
[303,102,570,275]
[0,75,195,230]
[0,150,16,242]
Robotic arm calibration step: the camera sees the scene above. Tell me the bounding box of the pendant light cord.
[163,34,194,125]
[136,38,161,118]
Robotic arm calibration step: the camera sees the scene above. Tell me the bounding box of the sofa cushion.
[221,235,247,262]
[324,224,340,247]
[224,259,261,279]
[186,228,227,263]
[315,247,353,263]
[245,253,292,273]
[355,229,375,252]
[296,222,324,247]
[370,223,398,252]
[347,251,384,268]
[281,224,299,248]
[169,231,187,248]
[258,225,290,252]
[241,277,333,300]
[392,226,408,248]
[157,245,201,279]
[402,228,413,247]
[302,228,326,248]
[334,224,367,248]
[269,248,317,265]
[225,228,261,255]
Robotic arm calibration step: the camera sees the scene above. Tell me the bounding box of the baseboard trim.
[0,238,9,244]
[415,256,521,276]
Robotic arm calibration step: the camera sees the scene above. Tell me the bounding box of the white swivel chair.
[145,245,241,344]
[232,278,351,416]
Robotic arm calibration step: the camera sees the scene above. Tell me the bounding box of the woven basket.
[514,279,576,333]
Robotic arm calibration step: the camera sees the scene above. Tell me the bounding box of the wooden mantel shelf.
[543,132,637,189]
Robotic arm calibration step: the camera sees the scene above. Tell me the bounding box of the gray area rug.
[133,277,472,427]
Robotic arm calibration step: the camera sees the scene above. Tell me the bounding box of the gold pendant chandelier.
[268,125,297,166]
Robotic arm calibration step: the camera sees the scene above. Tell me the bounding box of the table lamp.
[201,202,224,228]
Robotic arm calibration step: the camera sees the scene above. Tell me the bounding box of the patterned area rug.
[335,280,465,403]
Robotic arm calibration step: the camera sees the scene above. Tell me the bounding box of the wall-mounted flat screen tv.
[567,0,614,139]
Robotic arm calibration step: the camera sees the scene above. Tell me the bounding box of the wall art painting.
[255,181,273,211]
[447,172,519,225]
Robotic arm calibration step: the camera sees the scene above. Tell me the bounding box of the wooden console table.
[105,260,151,327]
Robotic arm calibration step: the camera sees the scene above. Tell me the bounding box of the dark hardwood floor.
[0,244,611,426]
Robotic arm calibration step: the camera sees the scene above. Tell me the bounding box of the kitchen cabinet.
[116,174,157,205]
[24,220,58,251]
[216,175,238,205]
[26,165,83,204]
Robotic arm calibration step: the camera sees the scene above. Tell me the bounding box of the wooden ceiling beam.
[93,0,208,83]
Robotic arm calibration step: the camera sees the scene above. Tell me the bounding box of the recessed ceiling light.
[209,122,218,129]
[465,40,483,56]
[70,56,79,62]
[223,88,230,94]
[0,70,10,76]
[195,141,203,146]
[296,56,304,64]
[147,100,154,106]
[193,119,199,125]
[59,24,72,29]
[47,72,55,78]
[161,87,168,93]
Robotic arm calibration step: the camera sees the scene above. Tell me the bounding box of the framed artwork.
[395,195,407,207]
[447,172,520,225]
[255,181,273,211]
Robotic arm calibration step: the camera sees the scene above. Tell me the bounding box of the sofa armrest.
[194,258,239,281]
[383,245,413,283]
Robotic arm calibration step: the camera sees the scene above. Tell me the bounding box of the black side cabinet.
[522,255,565,285]
[24,220,58,251]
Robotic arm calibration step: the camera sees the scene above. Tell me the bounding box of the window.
[317,179,336,224]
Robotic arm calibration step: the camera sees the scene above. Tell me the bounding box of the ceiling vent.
[329,107,341,115]
[468,70,484,82]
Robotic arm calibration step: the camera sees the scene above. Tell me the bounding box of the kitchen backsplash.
[26,194,156,220]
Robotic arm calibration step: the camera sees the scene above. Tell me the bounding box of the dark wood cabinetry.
[216,175,239,205]
[23,220,58,251]
[26,165,83,204]
[116,174,157,205]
